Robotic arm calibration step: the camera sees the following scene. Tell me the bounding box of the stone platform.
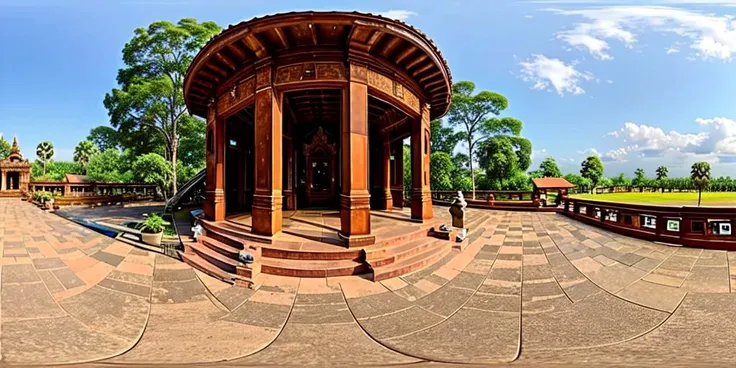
[4,198,736,366]
[183,208,491,282]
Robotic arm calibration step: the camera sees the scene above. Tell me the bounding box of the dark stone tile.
[617,252,645,266]
[60,286,149,341]
[347,292,412,319]
[52,268,86,289]
[38,270,65,293]
[26,247,40,253]
[294,292,344,305]
[32,257,66,270]
[424,274,449,287]
[466,292,520,312]
[360,306,443,339]
[448,271,485,290]
[215,286,256,310]
[153,267,197,282]
[2,264,41,283]
[2,282,66,319]
[91,251,124,267]
[392,284,427,301]
[223,301,290,328]
[416,286,474,317]
[98,278,150,298]
[106,270,152,285]
[289,303,353,324]
[151,279,208,303]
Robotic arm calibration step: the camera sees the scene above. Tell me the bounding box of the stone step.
[261,257,368,278]
[200,235,241,260]
[262,246,363,261]
[190,241,240,274]
[180,251,237,285]
[201,219,272,244]
[371,242,452,282]
[365,238,438,267]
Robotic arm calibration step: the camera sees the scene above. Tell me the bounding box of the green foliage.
[611,173,631,187]
[36,141,54,175]
[478,136,518,184]
[430,152,455,190]
[403,144,411,193]
[140,213,169,234]
[580,155,604,191]
[31,160,83,181]
[539,158,562,178]
[564,173,591,192]
[690,161,711,206]
[73,140,98,174]
[503,172,533,191]
[176,160,204,189]
[453,175,473,192]
[132,153,172,198]
[87,149,134,183]
[0,135,10,159]
[104,18,221,194]
[88,126,120,151]
[655,166,669,181]
[632,168,646,187]
[430,120,463,155]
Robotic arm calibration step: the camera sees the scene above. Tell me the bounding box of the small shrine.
[0,136,31,196]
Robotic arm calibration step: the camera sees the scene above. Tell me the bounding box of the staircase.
[182,217,462,284]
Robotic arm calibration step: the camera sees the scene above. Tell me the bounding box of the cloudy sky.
[1,0,736,177]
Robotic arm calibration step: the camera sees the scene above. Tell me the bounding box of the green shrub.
[139,213,169,234]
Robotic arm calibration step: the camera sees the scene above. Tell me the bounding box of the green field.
[571,192,736,206]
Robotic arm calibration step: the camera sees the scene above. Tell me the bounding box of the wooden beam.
[243,34,268,58]
[215,52,236,71]
[273,27,290,49]
[428,83,446,94]
[198,69,220,83]
[412,62,435,77]
[309,23,318,45]
[395,45,416,65]
[193,78,214,89]
[366,30,384,53]
[381,37,401,58]
[405,54,428,71]
[226,43,247,61]
[206,62,229,78]
[419,69,443,84]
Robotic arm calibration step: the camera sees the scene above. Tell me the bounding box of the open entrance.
[6,172,20,190]
[225,106,255,216]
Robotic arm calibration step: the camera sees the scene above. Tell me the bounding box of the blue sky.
[2,0,736,178]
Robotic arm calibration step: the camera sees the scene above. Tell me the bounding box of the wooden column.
[252,63,283,236]
[411,103,433,220]
[0,170,5,191]
[380,133,393,210]
[339,62,375,246]
[204,103,226,221]
[390,139,404,208]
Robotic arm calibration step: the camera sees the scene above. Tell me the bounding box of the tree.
[611,173,631,187]
[0,135,10,159]
[448,81,525,199]
[656,165,669,193]
[87,149,133,183]
[580,155,604,193]
[104,18,221,195]
[73,140,98,174]
[36,141,54,176]
[87,126,120,152]
[430,120,463,155]
[690,161,711,207]
[633,168,646,187]
[430,152,455,190]
[539,157,562,178]
[132,153,172,200]
[403,144,411,194]
[31,161,83,181]
[564,173,591,193]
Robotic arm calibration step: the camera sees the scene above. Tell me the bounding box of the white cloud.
[525,15,535,19]
[577,148,601,156]
[519,54,594,95]
[602,147,629,162]
[378,10,417,21]
[666,46,680,54]
[549,6,736,61]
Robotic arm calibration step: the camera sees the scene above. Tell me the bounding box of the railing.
[563,198,736,250]
[594,186,698,194]
[431,190,534,202]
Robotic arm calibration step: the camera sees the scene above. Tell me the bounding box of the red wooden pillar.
[411,104,433,220]
[390,139,404,208]
[339,62,375,246]
[252,63,283,236]
[380,133,393,210]
[205,103,226,221]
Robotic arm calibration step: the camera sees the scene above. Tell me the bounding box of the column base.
[339,194,373,247]
[411,190,433,220]
[252,193,283,236]
[391,188,404,209]
[284,190,296,210]
[205,189,226,221]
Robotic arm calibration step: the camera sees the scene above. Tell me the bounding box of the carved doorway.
[304,127,336,207]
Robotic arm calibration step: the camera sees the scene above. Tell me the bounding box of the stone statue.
[449,191,468,241]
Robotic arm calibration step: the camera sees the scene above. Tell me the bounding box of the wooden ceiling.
[184,11,452,121]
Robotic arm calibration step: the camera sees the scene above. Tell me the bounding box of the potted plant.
[41,192,53,210]
[139,213,168,246]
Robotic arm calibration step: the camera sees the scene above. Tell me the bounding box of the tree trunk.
[43,160,47,176]
[468,138,475,200]
[171,135,179,195]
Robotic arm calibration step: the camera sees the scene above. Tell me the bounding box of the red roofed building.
[531,178,576,207]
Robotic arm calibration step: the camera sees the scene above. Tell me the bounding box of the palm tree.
[656,165,668,193]
[690,162,711,207]
[73,140,98,174]
[36,141,54,176]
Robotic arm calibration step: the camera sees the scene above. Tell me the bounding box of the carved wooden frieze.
[274,62,347,86]
[256,66,272,89]
[367,70,420,114]
[350,63,368,83]
[216,77,255,116]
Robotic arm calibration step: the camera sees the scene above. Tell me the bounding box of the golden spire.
[10,134,19,154]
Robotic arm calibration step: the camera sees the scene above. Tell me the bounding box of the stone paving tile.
[358,305,444,339]
[2,263,41,283]
[52,267,86,290]
[222,301,290,329]
[416,285,474,317]
[98,277,151,298]
[616,279,686,312]
[347,291,413,319]
[60,285,149,341]
[38,270,65,293]
[289,302,353,324]
[213,285,255,310]
[151,279,209,304]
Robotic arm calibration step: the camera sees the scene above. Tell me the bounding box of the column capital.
[348,63,368,84]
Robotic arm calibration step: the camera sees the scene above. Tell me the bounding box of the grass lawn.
[570,192,736,206]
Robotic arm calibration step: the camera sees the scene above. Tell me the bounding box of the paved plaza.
[1,198,736,366]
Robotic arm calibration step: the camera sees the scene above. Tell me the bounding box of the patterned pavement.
[2,198,736,366]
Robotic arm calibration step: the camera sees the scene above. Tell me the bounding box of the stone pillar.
[380,133,393,210]
[0,169,5,191]
[204,103,226,221]
[411,104,433,220]
[252,62,283,236]
[390,139,404,208]
[339,62,374,247]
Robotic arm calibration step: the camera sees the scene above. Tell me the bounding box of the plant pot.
[45,202,52,210]
[141,231,164,247]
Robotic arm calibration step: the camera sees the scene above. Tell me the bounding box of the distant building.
[0,136,31,196]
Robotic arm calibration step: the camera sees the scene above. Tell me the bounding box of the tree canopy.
[87,126,121,152]
[0,135,10,159]
[74,140,98,174]
[690,161,711,206]
[539,157,562,178]
[36,141,54,176]
[103,18,221,195]
[429,152,455,190]
[580,155,604,191]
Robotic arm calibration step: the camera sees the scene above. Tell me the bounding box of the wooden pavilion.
[184,11,452,246]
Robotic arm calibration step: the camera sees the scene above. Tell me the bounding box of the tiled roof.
[531,178,576,189]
